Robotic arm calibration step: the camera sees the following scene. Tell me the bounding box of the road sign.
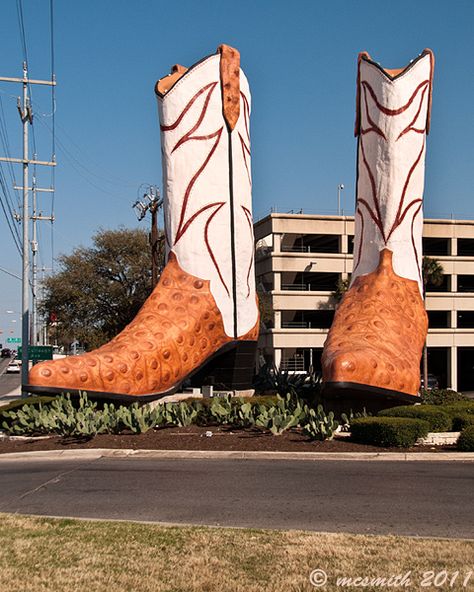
[7,337,21,344]
[18,345,53,361]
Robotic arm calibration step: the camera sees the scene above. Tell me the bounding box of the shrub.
[379,406,452,432]
[420,388,467,406]
[441,401,474,416]
[350,417,429,448]
[452,413,474,432]
[457,426,474,452]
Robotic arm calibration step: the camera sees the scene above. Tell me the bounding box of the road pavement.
[0,357,21,400]
[0,456,473,538]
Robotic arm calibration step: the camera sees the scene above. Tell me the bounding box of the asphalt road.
[0,456,473,538]
[0,358,20,398]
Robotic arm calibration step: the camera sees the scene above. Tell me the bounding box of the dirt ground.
[0,425,456,454]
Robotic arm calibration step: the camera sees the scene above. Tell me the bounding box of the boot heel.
[190,341,257,391]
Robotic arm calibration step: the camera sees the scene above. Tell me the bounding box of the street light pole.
[337,183,345,216]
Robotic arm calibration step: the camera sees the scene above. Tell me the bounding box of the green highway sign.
[6,337,21,344]
[18,345,53,361]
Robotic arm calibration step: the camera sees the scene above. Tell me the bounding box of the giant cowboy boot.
[27,45,259,401]
[322,49,434,404]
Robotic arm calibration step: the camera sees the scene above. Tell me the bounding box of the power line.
[0,161,20,228]
[16,0,29,66]
[0,96,20,205]
[37,117,131,202]
[37,115,136,189]
[16,0,39,184]
[0,140,22,251]
[0,177,22,256]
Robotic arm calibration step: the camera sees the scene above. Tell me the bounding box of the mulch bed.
[0,425,456,454]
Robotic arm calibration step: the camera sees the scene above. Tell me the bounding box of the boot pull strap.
[422,48,434,135]
[218,44,240,131]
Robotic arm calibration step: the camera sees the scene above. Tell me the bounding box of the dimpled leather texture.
[28,252,258,397]
[322,249,427,396]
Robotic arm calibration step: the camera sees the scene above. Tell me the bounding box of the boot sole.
[23,340,257,403]
[322,381,420,414]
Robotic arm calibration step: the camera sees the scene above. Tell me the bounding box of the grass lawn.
[0,513,473,591]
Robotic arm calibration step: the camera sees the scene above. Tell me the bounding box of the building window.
[457,239,474,257]
[458,275,474,293]
[281,348,323,373]
[282,310,335,329]
[427,311,450,328]
[281,272,340,292]
[347,235,354,254]
[281,351,305,371]
[422,237,450,256]
[457,311,474,328]
[426,274,451,292]
[281,234,340,253]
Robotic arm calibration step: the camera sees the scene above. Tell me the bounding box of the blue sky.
[1,0,473,340]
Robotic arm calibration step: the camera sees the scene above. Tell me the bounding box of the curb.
[0,448,474,462]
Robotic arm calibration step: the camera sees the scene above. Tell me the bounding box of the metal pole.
[151,204,159,288]
[337,183,344,216]
[21,62,29,394]
[31,180,38,345]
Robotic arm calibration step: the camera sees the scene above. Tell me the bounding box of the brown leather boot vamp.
[27,252,258,400]
[322,249,428,398]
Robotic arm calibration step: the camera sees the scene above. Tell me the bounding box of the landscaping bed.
[1,390,472,454]
[0,425,457,454]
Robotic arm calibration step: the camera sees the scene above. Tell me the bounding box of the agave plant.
[253,363,308,398]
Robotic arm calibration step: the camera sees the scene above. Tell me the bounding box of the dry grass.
[0,513,473,591]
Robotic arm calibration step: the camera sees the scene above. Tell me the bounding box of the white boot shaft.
[352,49,434,294]
[156,47,257,339]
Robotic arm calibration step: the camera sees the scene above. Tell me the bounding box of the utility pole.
[0,63,56,395]
[38,266,53,346]
[28,179,55,345]
[133,185,163,288]
[150,203,159,287]
[13,183,55,346]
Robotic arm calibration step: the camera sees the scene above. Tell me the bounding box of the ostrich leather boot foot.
[322,250,428,401]
[322,49,434,403]
[27,44,259,401]
[27,253,258,400]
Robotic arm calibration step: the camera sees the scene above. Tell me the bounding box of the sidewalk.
[1,448,473,462]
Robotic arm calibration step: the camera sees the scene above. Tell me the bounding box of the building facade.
[254,213,474,392]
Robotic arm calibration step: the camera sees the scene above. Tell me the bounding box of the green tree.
[422,257,444,292]
[40,227,164,350]
[257,285,274,328]
[332,277,351,305]
[421,256,445,390]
